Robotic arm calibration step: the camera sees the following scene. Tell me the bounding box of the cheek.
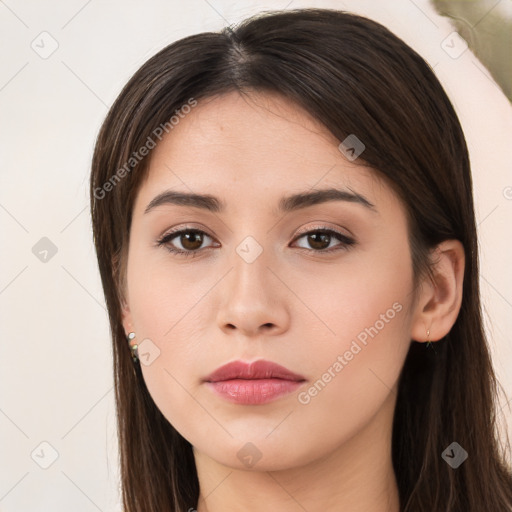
[290,310,410,466]
[125,250,220,433]
[292,239,412,350]
[126,245,213,346]
[289,248,413,444]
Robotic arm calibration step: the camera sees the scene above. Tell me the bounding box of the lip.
[203,360,306,405]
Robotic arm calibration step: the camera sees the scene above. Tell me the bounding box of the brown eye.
[292,228,355,253]
[306,232,332,250]
[157,226,355,258]
[179,231,204,251]
[157,229,216,257]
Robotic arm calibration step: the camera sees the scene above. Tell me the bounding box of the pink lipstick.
[203,359,306,405]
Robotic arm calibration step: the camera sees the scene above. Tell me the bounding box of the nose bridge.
[229,233,273,303]
[216,230,289,336]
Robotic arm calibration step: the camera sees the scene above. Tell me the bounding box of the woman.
[89,8,512,511]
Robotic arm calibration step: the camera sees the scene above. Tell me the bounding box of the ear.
[120,298,133,336]
[112,250,133,336]
[410,240,465,343]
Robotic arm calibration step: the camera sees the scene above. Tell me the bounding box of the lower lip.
[205,378,305,405]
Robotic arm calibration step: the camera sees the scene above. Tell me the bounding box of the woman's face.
[122,91,418,470]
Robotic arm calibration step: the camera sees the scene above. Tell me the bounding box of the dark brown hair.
[89,8,512,511]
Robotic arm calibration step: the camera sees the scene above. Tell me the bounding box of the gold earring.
[426,329,431,349]
[127,332,139,362]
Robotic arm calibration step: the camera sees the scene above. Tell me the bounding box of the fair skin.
[121,91,464,512]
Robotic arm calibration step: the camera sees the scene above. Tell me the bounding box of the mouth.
[203,359,306,405]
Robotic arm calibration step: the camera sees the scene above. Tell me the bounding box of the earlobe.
[411,239,465,343]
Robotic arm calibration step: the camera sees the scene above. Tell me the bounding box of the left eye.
[156,227,355,257]
[292,228,355,252]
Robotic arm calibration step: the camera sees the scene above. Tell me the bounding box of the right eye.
[156,228,218,258]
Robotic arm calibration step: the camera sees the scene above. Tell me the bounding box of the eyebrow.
[144,187,376,215]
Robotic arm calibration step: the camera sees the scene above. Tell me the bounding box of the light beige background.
[1,0,511,510]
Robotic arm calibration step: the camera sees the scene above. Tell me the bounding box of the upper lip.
[204,360,306,382]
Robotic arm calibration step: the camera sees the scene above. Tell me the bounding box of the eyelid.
[157,223,212,239]
[293,222,354,239]
[157,223,352,243]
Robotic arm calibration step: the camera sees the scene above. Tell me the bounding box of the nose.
[216,244,291,339]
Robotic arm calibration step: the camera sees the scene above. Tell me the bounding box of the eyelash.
[156,225,356,259]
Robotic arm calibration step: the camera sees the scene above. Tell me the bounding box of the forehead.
[134,91,388,215]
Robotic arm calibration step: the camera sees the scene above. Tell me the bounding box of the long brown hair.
[89,8,512,511]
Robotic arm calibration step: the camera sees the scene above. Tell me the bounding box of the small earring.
[127,332,139,363]
[426,329,431,349]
